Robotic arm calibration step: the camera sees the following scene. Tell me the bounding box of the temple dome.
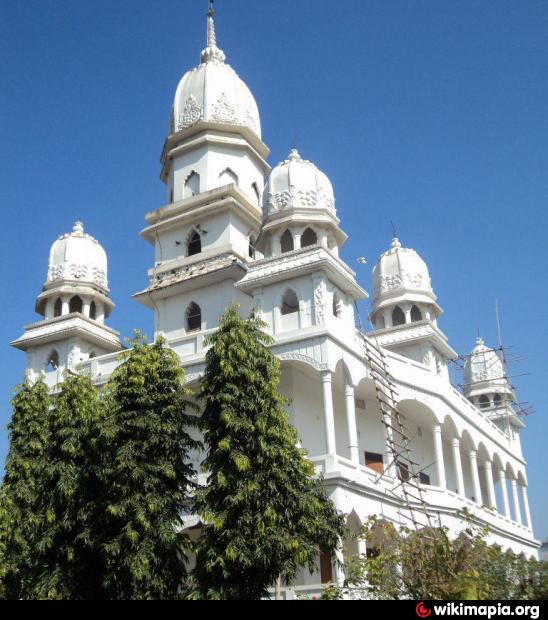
[372,238,438,313]
[262,149,336,219]
[47,222,108,290]
[170,15,261,138]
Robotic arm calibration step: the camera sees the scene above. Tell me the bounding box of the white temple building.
[11,10,539,597]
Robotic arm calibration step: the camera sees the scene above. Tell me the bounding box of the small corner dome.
[263,149,336,218]
[47,222,108,289]
[170,17,261,138]
[372,238,438,312]
[464,337,512,397]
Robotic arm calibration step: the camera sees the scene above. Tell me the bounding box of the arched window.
[493,393,502,406]
[411,305,422,322]
[69,296,83,314]
[187,230,202,257]
[89,301,97,320]
[219,168,238,187]
[47,350,59,371]
[184,171,200,198]
[301,227,318,248]
[332,293,342,318]
[281,229,294,254]
[392,306,405,326]
[54,298,62,318]
[252,182,260,206]
[479,395,490,409]
[281,289,299,316]
[186,302,202,332]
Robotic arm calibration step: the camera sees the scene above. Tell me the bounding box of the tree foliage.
[0,377,50,599]
[97,334,199,600]
[339,515,548,601]
[188,306,344,600]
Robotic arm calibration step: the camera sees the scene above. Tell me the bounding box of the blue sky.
[1,1,547,540]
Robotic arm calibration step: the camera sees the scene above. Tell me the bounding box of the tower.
[134,10,271,352]
[463,337,524,453]
[369,237,456,377]
[11,222,121,386]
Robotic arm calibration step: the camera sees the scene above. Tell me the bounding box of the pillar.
[344,382,360,465]
[321,371,337,467]
[520,485,532,530]
[272,234,281,256]
[294,230,302,250]
[484,461,497,510]
[451,438,465,496]
[61,296,70,316]
[433,424,447,490]
[383,309,393,329]
[498,470,511,518]
[95,303,105,325]
[510,478,522,525]
[82,298,91,318]
[469,450,483,506]
[403,304,412,325]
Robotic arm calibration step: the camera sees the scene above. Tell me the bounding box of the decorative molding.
[178,95,203,131]
[69,263,88,280]
[277,352,328,373]
[148,254,239,291]
[68,345,83,370]
[267,188,335,214]
[376,270,424,295]
[313,278,328,326]
[210,92,238,125]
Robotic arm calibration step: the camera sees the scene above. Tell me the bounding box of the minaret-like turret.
[369,237,456,378]
[11,222,121,386]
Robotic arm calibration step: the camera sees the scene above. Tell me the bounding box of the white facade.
[12,11,539,597]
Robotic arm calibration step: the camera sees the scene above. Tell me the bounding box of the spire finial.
[73,221,84,234]
[201,0,225,63]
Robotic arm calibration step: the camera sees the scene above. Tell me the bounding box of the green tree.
[26,373,104,599]
[188,306,344,600]
[0,377,50,599]
[98,335,198,600]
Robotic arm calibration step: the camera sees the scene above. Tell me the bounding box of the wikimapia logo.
[416,603,540,620]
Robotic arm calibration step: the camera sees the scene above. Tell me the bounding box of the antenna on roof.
[208,0,215,18]
[390,220,398,240]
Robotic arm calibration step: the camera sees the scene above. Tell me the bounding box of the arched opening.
[219,168,238,187]
[281,289,299,316]
[47,350,59,372]
[332,293,342,318]
[392,306,406,326]
[493,393,502,407]
[187,230,202,257]
[479,395,490,409]
[184,171,200,198]
[186,302,202,333]
[89,351,97,360]
[301,227,318,248]
[69,296,83,314]
[251,182,260,206]
[248,236,256,259]
[89,301,97,320]
[411,305,422,322]
[54,298,62,318]
[280,229,294,254]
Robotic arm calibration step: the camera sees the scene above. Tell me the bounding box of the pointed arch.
[219,167,238,187]
[54,298,62,318]
[392,305,405,326]
[280,229,294,254]
[186,302,202,332]
[184,170,200,198]
[187,229,202,257]
[89,300,97,320]
[69,296,83,314]
[411,304,422,322]
[301,227,318,248]
[479,394,490,409]
[46,350,59,371]
[281,288,299,316]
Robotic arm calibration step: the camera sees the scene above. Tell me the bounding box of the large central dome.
[170,14,261,138]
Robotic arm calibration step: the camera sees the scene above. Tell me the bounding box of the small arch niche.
[89,301,97,320]
[46,350,59,372]
[186,302,202,333]
[219,168,238,187]
[479,395,490,409]
[69,296,83,314]
[280,230,294,254]
[301,228,318,248]
[187,230,202,257]
[54,298,63,318]
[392,306,406,326]
[184,171,200,198]
[280,289,299,331]
[410,305,422,322]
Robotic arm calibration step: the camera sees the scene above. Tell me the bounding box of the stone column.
[294,230,302,250]
[403,304,412,325]
[82,298,91,318]
[498,470,511,518]
[321,371,337,468]
[469,450,483,506]
[433,424,447,490]
[383,309,393,329]
[61,296,70,316]
[451,438,465,496]
[344,382,359,465]
[272,234,281,256]
[95,303,105,325]
[510,479,522,525]
[44,298,54,320]
[319,229,328,249]
[484,461,497,509]
[520,485,532,530]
